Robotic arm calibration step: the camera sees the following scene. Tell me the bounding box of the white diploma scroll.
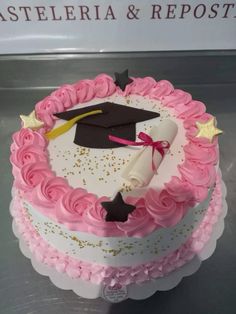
[123,119,178,187]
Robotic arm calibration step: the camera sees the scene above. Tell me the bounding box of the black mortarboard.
[54,102,160,149]
[101,192,136,222]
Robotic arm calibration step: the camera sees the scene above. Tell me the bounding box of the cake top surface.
[47,94,186,198]
[11,72,220,238]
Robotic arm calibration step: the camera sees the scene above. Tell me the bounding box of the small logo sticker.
[102,284,128,302]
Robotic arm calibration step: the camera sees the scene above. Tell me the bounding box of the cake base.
[10,171,227,302]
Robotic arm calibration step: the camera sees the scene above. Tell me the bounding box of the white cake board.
[11,178,227,303]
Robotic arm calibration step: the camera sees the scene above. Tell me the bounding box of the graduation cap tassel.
[45,109,103,140]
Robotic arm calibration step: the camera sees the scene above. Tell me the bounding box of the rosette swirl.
[32,177,70,208]
[178,160,216,188]
[184,142,218,165]
[56,188,97,223]
[165,176,195,205]
[52,84,77,109]
[12,128,46,150]
[116,197,156,237]
[74,79,95,103]
[83,197,122,236]
[94,74,116,98]
[10,144,48,168]
[36,95,64,114]
[126,77,156,96]
[149,80,174,99]
[183,113,213,130]
[162,89,192,108]
[145,189,185,227]
[177,100,206,119]
[15,162,54,191]
[35,95,64,128]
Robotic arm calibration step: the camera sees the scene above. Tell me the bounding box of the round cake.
[10,71,223,298]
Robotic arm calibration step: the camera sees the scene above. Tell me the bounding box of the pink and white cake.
[10,71,223,295]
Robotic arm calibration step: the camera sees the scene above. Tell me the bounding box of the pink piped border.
[10,74,219,237]
[11,174,222,287]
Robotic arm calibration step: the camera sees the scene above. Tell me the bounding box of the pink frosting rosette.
[83,197,123,236]
[12,128,46,150]
[184,142,218,165]
[32,177,70,208]
[149,80,174,99]
[190,185,209,203]
[183,112,213,130]
[56,188,97,224]
[116,197,156,237]
[52,84,77,109]
[177,100,206,119]
[35,95,64,128]
[10,144,48,168]
[36,95,64,115]
[145,189,185,227]
[162,89,192,108]
[165,176,195,206]
[179,160,216,188]
[94,74,116,98]
[125,77,157,96]
[15,162,54,191]
[74,79,95,103]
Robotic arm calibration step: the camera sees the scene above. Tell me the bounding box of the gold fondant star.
[20,110,44,130]
[196,117,223,142]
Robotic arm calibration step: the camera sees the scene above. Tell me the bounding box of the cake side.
[15,187,212,267]
[11,173,222,286]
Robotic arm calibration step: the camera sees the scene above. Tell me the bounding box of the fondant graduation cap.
[55,102,159,149]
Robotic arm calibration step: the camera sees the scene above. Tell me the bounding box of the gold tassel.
[45,109,103,140]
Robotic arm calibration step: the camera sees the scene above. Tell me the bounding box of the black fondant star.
[101,192,136,222]
[114,69,133,91]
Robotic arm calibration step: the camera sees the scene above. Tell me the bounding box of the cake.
[10,70,223,298]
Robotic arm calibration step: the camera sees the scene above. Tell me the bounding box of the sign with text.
[0,0,235,53]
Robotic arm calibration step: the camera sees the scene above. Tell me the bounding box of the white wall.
[0,0,235,54]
